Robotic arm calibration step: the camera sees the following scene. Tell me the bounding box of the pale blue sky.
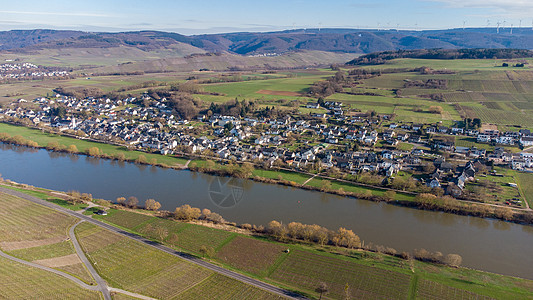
[1,0,532,34]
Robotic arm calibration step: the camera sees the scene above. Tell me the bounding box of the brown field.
[34,254,81,268]
[480,123,498,131]
[0,236,67,251]
[256,89,303,96]
[216,236,287,276]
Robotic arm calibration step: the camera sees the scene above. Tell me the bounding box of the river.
[0,143,532,280]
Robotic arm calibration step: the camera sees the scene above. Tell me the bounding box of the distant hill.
[1,28,533,57]
[347,48,533,65]
[87,51,355,74]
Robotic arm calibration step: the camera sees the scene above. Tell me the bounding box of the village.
[0,62,70,80]
[1,92,533,207]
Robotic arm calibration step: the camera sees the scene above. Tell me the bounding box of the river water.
[1,143,532,279]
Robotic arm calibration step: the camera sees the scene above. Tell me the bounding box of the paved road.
[0,187,306,300]
[69,221,111,300]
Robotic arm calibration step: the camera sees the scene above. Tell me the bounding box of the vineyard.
[176,273,285,300]
[416,279,494,300]
[0,192,77,242]
[0,256,100,299]
[268,249,412,299]
[168,223,235,254]
[97,209,153,230]
[75,223,214,299]
[216,236,287,276]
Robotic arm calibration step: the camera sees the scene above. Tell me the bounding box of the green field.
[354,64,533,130]
[253,168,312,184]
[515,171,533,208]
[269,249,412,299]
[216,236,287,276]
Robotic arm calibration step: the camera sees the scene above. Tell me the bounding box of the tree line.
[348,48,533,65]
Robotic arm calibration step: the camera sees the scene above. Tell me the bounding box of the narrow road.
[69,221,111,300]
[0,187,306,300]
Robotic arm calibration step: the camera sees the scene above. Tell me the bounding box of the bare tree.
[443,254,462,267]
[116,197,126,205]
[315,282,329,300]
[126,196,139,208]
[145,198,161,211]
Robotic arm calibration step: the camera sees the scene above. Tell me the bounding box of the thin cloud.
[0,10,111,18]
[427,0,533,10]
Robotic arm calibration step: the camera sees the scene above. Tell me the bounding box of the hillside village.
[0,62,70,80]
[1,92,532,207]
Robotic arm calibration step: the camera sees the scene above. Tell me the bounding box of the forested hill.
[347,49,533,65]
[1,28,533,55]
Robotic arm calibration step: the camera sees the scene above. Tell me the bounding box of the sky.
[1,0,533,34]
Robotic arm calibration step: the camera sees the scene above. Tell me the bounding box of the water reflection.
[69,154,79,163]
[85,156,101,166]
[469,217,490,229]
[493,220,511,231]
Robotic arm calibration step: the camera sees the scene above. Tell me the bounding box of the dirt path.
[301,174,318,186]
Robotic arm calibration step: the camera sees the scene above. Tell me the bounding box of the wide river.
[1,143,532,279]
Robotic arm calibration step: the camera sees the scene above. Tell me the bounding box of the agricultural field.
[97,209,154,230]
[94,208,235,255]
[216,236,287,276]
[0,192,77,242]
[75,222,214,299]
[354,63,533,130]
[268,249,412,299]
[0,255,100,299]
[416,279,495,300]
[167,223,235,254]
[176,273,285,300]
[0,192,95,286]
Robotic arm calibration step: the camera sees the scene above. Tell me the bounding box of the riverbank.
[1,181,533,299]
[1,121,532,226]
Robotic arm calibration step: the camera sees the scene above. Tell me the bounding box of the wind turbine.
[519,19,522,28]
[463,21,466,30]
[496,21,501,33]
[318,22,322,32]
[397,23,400,32]
[486,20,491,28]
[510,24,513,35]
